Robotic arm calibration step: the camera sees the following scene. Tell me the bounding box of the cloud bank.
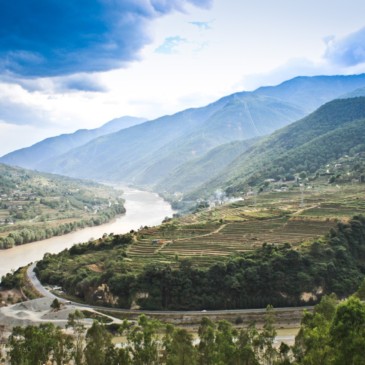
[0,0,212,77]
[325,27,365,67]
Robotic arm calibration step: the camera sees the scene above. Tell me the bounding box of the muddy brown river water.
[0,187,174,278]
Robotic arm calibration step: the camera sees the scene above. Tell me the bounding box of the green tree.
[214,320,236,365]
[8,324,60,365]
[293,294,337,365]
[104,346,131,365]
[166,328,196,365]
[67,310,86,365]
[127,315,160,365]
[84,321,112,365]
[329,296,365,365]
[52,326,74,365]
[197,317,216,365]
[354,277,365,300]
[235,324,260,365]
[51,298,61,311]
[257,305,278,365]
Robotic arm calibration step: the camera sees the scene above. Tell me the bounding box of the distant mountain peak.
[0,115,146,170]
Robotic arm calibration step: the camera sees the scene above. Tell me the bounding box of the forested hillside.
[0,163,125,249]
[187,97,365,199]
[34,214,365,310]
[156,138,259,194]
[38,94,303,185]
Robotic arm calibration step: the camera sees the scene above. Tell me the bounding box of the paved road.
[26,262,313,316]
[27,263,57,299]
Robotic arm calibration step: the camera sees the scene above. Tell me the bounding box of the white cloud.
[324,27,365,67]
[2,0,365,156]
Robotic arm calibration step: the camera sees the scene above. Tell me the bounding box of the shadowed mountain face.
[3,74,365,194]
[185,97,365,199]
[0,116,146,170]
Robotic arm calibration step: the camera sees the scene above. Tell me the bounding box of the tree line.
[0,203,125,249]
[2,295,365,364]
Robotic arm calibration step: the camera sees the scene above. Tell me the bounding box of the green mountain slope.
[0,163,125,249]
[0,116,146,170]
[39,95,303,182]
[191,97,365,198]
[341,86,365,99]
[156,139,259,194]
[4,74,365,191]
[129,94,302,186]
[40,99,229,179]
[40,74,365,185]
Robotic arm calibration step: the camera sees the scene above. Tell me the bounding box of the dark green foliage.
[4,297,365,364]
[3,309,279,364]
[294,295,365,365]
[36,216,365,311]
[51,298,61,310]
[8,323,73,365]
[1,267,22,289]
[84,321,113,365]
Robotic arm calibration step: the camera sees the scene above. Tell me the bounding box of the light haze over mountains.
[2,73,365,199]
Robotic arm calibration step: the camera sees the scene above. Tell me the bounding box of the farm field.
[0,163,125,249]
[33,181,365,311]
[46,182,364,276]
[123,183,365,270]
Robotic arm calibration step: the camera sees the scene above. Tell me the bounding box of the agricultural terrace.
[125,183,364,270]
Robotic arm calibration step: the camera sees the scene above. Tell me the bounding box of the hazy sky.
[1,0,365,155]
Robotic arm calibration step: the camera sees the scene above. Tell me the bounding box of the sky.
[1,0,365,156]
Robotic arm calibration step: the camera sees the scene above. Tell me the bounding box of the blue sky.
[1,0,365,155]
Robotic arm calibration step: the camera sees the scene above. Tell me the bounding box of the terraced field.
[157,218,334,258]
[123,183,364,269]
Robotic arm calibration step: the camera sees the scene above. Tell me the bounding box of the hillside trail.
[291,204,320,217]
[154,223,228,253]
[154,204,320,254]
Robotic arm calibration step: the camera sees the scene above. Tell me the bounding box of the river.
[0,187,174,278]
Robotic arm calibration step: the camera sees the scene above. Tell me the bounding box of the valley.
[31,179,365,311]
[2,2,365,363]
[0,164,125,250]
[0,187,173,278]
[2,85,365,313]
[1,76,365,365]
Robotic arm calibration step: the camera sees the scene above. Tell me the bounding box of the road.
[27,263,57,300]
[26,262,313,316]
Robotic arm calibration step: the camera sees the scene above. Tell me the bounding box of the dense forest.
[31,215,365,310]
[1,295,365,364]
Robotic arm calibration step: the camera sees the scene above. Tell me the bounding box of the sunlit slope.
[190,97,365,198]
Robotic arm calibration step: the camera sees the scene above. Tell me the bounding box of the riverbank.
[0,187,174,278]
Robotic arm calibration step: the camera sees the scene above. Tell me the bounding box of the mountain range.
[0,116,146,170]
[185,96,365,200]
[2,74,365,200]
